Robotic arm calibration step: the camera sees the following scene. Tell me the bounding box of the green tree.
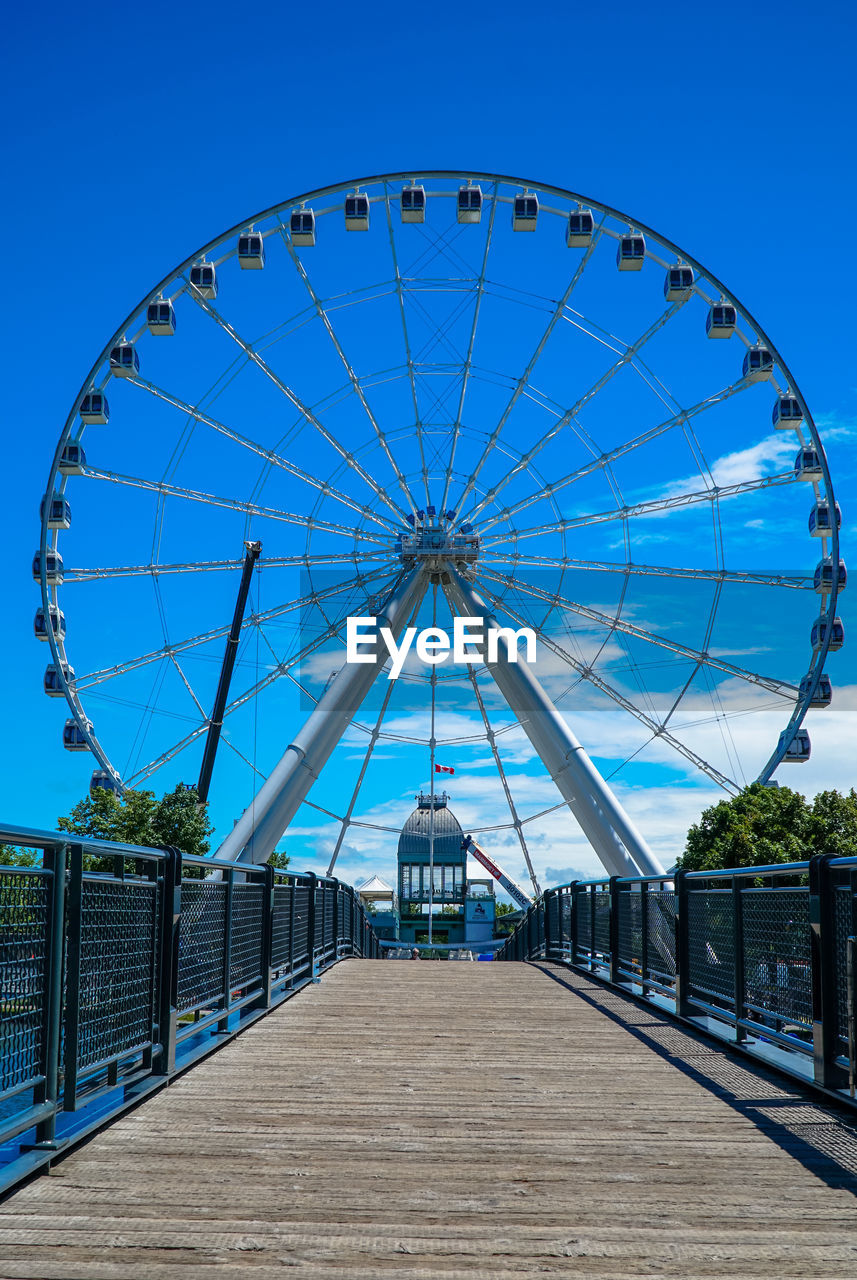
[676,782,857,872]
[495,902,517,916]
[267,848,290,872]
[807,789,857,859]
[57,784,213,862]
[0,844,40,868]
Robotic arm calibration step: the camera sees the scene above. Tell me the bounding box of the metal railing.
[0,823,379,1194]
[497,855,857,1103]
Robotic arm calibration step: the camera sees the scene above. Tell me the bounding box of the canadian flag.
[434,763,455,775]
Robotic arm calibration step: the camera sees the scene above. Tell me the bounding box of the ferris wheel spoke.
[452,228,604,522]
[476,578,739,793]
[126,376,399,534]
[76,564,399,691]
[278,222,415,515]
[168,653,207,719]
[462,295,691,524]
[124,568,403,787]
[477,379,753,535]
[480,469,795,549]
[383,184,429,508]
[464,666,541,897]
[63,549,394,583]
[478,568,798,698]
[185,289,408,522]
[479,553,812,590]
[80,465,391,546]
[439,181,499,514]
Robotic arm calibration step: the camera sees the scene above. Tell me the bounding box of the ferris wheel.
[35,171,845,885]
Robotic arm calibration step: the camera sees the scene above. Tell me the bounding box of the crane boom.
[462,835,533,909]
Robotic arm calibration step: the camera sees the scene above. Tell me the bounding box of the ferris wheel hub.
[397,526,480,574]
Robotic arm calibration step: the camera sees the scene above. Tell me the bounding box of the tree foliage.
[57,784,214,860]
[678,783,857,871]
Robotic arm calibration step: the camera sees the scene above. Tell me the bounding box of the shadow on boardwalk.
[536,962,857,1194]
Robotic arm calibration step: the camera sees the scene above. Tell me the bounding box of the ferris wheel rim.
[39,169,842,804]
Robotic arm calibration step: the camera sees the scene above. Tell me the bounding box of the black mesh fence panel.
[271,885,292,968]
[687,889,734,1003]
[0,872,49,1094]
[230,883,265,989]
[177,882,227,1012]
[76,878,159,1070]
[742,887,811,1029]
[647,890,676,984]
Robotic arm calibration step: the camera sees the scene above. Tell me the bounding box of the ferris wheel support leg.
[443,567,665,880]
[215,568,427,866]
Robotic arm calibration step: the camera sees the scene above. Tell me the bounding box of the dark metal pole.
[197,540,261,804]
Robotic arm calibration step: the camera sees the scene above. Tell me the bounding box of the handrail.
[0,823,380,1195]
[497,853,857,1109]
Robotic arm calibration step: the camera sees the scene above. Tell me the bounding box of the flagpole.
[428,582,437,947]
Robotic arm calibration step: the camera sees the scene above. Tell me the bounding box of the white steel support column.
[216,568,426,865]
[443,566,664,879]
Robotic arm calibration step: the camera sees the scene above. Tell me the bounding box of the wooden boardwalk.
[2,960,857,1278]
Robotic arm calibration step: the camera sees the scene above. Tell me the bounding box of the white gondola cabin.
[401,184,426,223]
[80,391,108,424]
[34,605,65,642]
[344,193,370,231]
[513,192,539,231]
[190,262,217,298]
[811,615,844,652]
[773,396,803,429]
[794,448,822,480]
[90,769,121,796]
[742,344,774,383]
[457,184,482,224]
[809,501,842,537]
[41,494,71,530]
[44,662,75,697]
[59,443,85,475]
[290,208,316,246]
[32,550,63,585]
[779,728,811,762]
[617,233,645,270]
[664,265,694,300]
[814,557,847,594]
[799,672,833,707]
[109,343,139,377]
[63,719,91,752]
[567,208,594,247]
[706,302,736,338]
[237,232,265,268]
[147,300,177,334]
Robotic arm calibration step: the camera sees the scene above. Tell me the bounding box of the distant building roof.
[398,795,464,864]
[356,874,394,896]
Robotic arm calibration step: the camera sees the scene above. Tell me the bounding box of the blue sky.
[3,0,855,892]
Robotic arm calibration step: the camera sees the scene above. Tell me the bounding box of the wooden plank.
[2,961,857,1278]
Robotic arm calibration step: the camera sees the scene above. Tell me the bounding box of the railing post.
[219,865,234,1033]
[547,890,555,962]
[34,843,67,1146]
[609,877,621,985]
[590,886,597,973]
[732,874,746,1043]
[62,845,83,1112]
[255,864,274,1011]
[569,881,578,965]
[155,847,181,1075]
[674,868,691,1020]
[288,875,297,986]
[307,873,320,981]
[809,853,846,1089]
